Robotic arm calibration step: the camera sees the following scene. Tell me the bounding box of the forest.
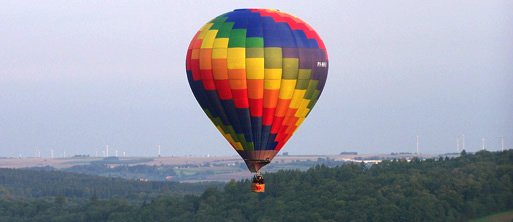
[1,150,512,222]
[0,167,222,200]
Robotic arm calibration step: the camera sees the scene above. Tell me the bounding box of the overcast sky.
[1,1,512,157]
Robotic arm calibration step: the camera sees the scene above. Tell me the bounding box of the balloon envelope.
[186,9,328,172]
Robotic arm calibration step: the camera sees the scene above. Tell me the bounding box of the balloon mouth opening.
[244,159,271,173]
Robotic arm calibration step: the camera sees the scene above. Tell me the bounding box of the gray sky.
[1,1,512,157]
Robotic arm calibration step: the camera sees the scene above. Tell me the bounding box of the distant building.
[390,152,412,155]
[340,152,358,155]
[73,154,90,158]
[282,152,289,156]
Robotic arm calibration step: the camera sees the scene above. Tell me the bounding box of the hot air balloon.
[186,9,328,192]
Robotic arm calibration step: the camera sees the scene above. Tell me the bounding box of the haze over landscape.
[1,1,512,158]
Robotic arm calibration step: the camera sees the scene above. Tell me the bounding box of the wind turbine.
[416,135,420,156]
[456,137,460,152]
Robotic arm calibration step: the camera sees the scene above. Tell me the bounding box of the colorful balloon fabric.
[186,9,328,172]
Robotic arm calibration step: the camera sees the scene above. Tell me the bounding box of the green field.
[471,210,513,222]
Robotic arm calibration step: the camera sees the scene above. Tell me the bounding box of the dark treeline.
[0,168,222,201]
[1,150,512,222]
[64,164,179,181]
